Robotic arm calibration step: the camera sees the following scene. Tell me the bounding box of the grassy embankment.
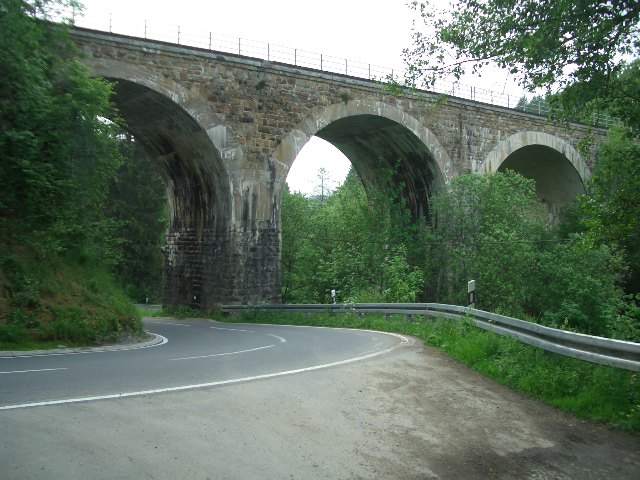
[198,309,640,435]
[0,247,143,351]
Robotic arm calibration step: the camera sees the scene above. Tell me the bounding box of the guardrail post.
[209,32,212,50]
[177,26,180,44]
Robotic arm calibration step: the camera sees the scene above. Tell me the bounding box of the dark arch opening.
[497,145,585,221]
[280,114,442,304]
[106,79,232,309]
[315,114,442,219]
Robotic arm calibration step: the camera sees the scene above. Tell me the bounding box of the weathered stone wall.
[71,27,605,307]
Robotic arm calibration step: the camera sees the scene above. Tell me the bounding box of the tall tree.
[404,0,640,306]
[580,128,640,293]
[0,0,142,345]
[428,171,626,336]
[0,0,124,254]
[280,169,423,304]
[404,0,640,123]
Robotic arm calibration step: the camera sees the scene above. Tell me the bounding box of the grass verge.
[216,310,640,435]
[0,249,143,350]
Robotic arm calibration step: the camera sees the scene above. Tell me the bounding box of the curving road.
[0,318,407,410]
[1,318,640,479]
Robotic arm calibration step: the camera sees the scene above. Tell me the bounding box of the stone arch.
[274,99,454,218]
[480,131,590,183]
[479,131,590,220]
[84,60,234,310]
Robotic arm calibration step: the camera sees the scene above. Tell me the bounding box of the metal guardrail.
[221,303,640,371]
[49,10,615,128]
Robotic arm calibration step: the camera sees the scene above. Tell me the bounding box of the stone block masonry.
[71,27,605,307]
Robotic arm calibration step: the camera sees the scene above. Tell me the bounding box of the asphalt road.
[0,318,405,409]
[1,318,640,479]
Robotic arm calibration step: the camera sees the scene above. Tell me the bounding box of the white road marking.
[0,332,409,411]
[210,327,255,333]
[0,368,68,375]
[266,334,286,343]
[146,321,190,327]
[0,333,167,359]
[170,344,275,361]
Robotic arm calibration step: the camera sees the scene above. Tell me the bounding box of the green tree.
[428,171,628,337]
[514,95,548,115]
[105,135,167,303]
[580,128,640,293]
[404,1,639,127]
[0,1,142,346]
[405,0,639,90]
[429,171,547,312]
[312,167,333,203]
[280,169,423,303]
[280,186,319,303]
[404,0,639,337]
[0,0,124,255]
[602,60,640,134]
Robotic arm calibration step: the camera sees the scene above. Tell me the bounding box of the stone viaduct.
[70,27,602,309]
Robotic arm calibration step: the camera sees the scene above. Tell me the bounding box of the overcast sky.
[77,0,520,195]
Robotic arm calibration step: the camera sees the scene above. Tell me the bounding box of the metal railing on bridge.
[57,11,615,128]
[221,302,640,372]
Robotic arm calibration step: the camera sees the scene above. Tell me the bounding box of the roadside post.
[468,280,476,308]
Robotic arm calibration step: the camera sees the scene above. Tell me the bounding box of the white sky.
[78,0,522,195]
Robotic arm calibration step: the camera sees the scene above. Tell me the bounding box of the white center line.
[0,368,68,375]
[0,331,410,411]
[210,327,255,333]
[170,344,275,361]
[266,334,286,343]
[146,321,190,327]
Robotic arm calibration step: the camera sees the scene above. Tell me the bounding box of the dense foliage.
[0,0,143,346]
[281,169,638,341]
[428,172,631,338]
[106,135,167,304]
[390,0,640,339]
[404,1,639,101]
[0,0,123,253]
[281,170,423,304]
[580,128,640,293]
